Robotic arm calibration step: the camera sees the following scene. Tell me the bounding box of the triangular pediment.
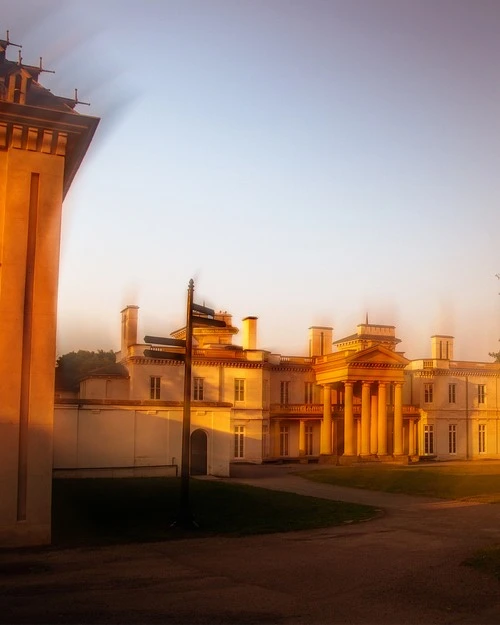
[346,345,409,366]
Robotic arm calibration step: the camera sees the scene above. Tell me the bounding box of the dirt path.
[1,467,500,624]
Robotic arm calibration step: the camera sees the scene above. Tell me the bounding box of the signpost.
[144,279,226,528]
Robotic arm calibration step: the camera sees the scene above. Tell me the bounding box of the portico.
[314,324,411,460]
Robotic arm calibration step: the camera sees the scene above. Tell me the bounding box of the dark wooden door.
[190,429,208,475]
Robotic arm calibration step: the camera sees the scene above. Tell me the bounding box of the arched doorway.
[190,429,208,476]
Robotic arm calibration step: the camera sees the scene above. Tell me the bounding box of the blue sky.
[4,0,500,360]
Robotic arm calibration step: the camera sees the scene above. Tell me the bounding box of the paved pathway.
[1,466,500,624]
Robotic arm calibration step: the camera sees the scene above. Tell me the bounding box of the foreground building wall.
[54,404,231,477]
[0,37,98,546]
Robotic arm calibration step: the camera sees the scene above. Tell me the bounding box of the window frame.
[279,425,289,457]
[234,425,245,459]
[304,382,314,404]
[478,424,486,453]
[448,383,456,404]
[150,376,161,400]
[280,381,290,406]
[305,424,314,455]
[424,383,434,404]
[448,424,456,454]
[424,424,434,454]
[234,378,245,402]
[478,384,486,404]
[193,377,204,401]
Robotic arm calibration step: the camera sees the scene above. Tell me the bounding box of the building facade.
[406,336,500,460]
[54,306,500,477]
[0,36,98,546]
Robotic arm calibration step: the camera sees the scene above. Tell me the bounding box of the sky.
[3,0,500,361]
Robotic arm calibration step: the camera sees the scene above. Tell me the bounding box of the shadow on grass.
[52,478,377,547]
[463,545,500,581]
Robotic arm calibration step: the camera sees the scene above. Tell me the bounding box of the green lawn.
[298,463,500,501]
[52,477,376,547]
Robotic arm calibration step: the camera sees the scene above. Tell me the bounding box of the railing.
[270,403,420,417]
[192,348,246,359]
[279,356,314,365]
[402,405,420,415]
[333,405,362,415]
[270,403,323,415]
[270,404,362,416]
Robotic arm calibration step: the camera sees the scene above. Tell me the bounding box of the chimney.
[431,335,454,360]
[121,306,139,354]
[309,326,333,357]
[242,316,258,350]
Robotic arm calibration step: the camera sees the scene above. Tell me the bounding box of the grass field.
[52,477,376,547]
[298,462,500,502]
[298,462,500,582]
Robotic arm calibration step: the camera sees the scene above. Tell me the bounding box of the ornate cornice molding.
[129,356,264,369]
[0,120,68,155]
[413,369,500,378]
[0,101,99,196]
[55,398,233,408]
[350,362,407,369]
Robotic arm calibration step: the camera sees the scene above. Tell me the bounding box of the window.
[234,425,245,458]
[304,382,314,404]
[424,425,434,454]
[479,424,486,453]
[263,379,269,407]
[150,376,160,400]
[448,384,456,404]
[305,425,313,455]
[13,73,22,103]
[193,377,204,400]
[424,383,434,403]
[280,381,290,405]
[234,379,245,402]
[448,424,456,454]
[262,424,269,458]
[279,426,289,456]
[478,385,486,404]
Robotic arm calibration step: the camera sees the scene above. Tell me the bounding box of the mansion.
[54,306,500,477]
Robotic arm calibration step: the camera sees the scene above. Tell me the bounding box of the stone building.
[0,35,98,546]
[54,305,500,477]
[405,337,500,460]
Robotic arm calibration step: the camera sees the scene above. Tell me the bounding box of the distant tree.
[55,349,116,390]
[489,349,500,363]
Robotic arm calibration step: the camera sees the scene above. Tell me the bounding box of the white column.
[377,382,387,456]
[408,419,415,456]
[393,382,403,455]
[344,382,354,455]
[370,390,378,454]
[320,384,332,455]
[361,382,371,456]
[299,419,306,456]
